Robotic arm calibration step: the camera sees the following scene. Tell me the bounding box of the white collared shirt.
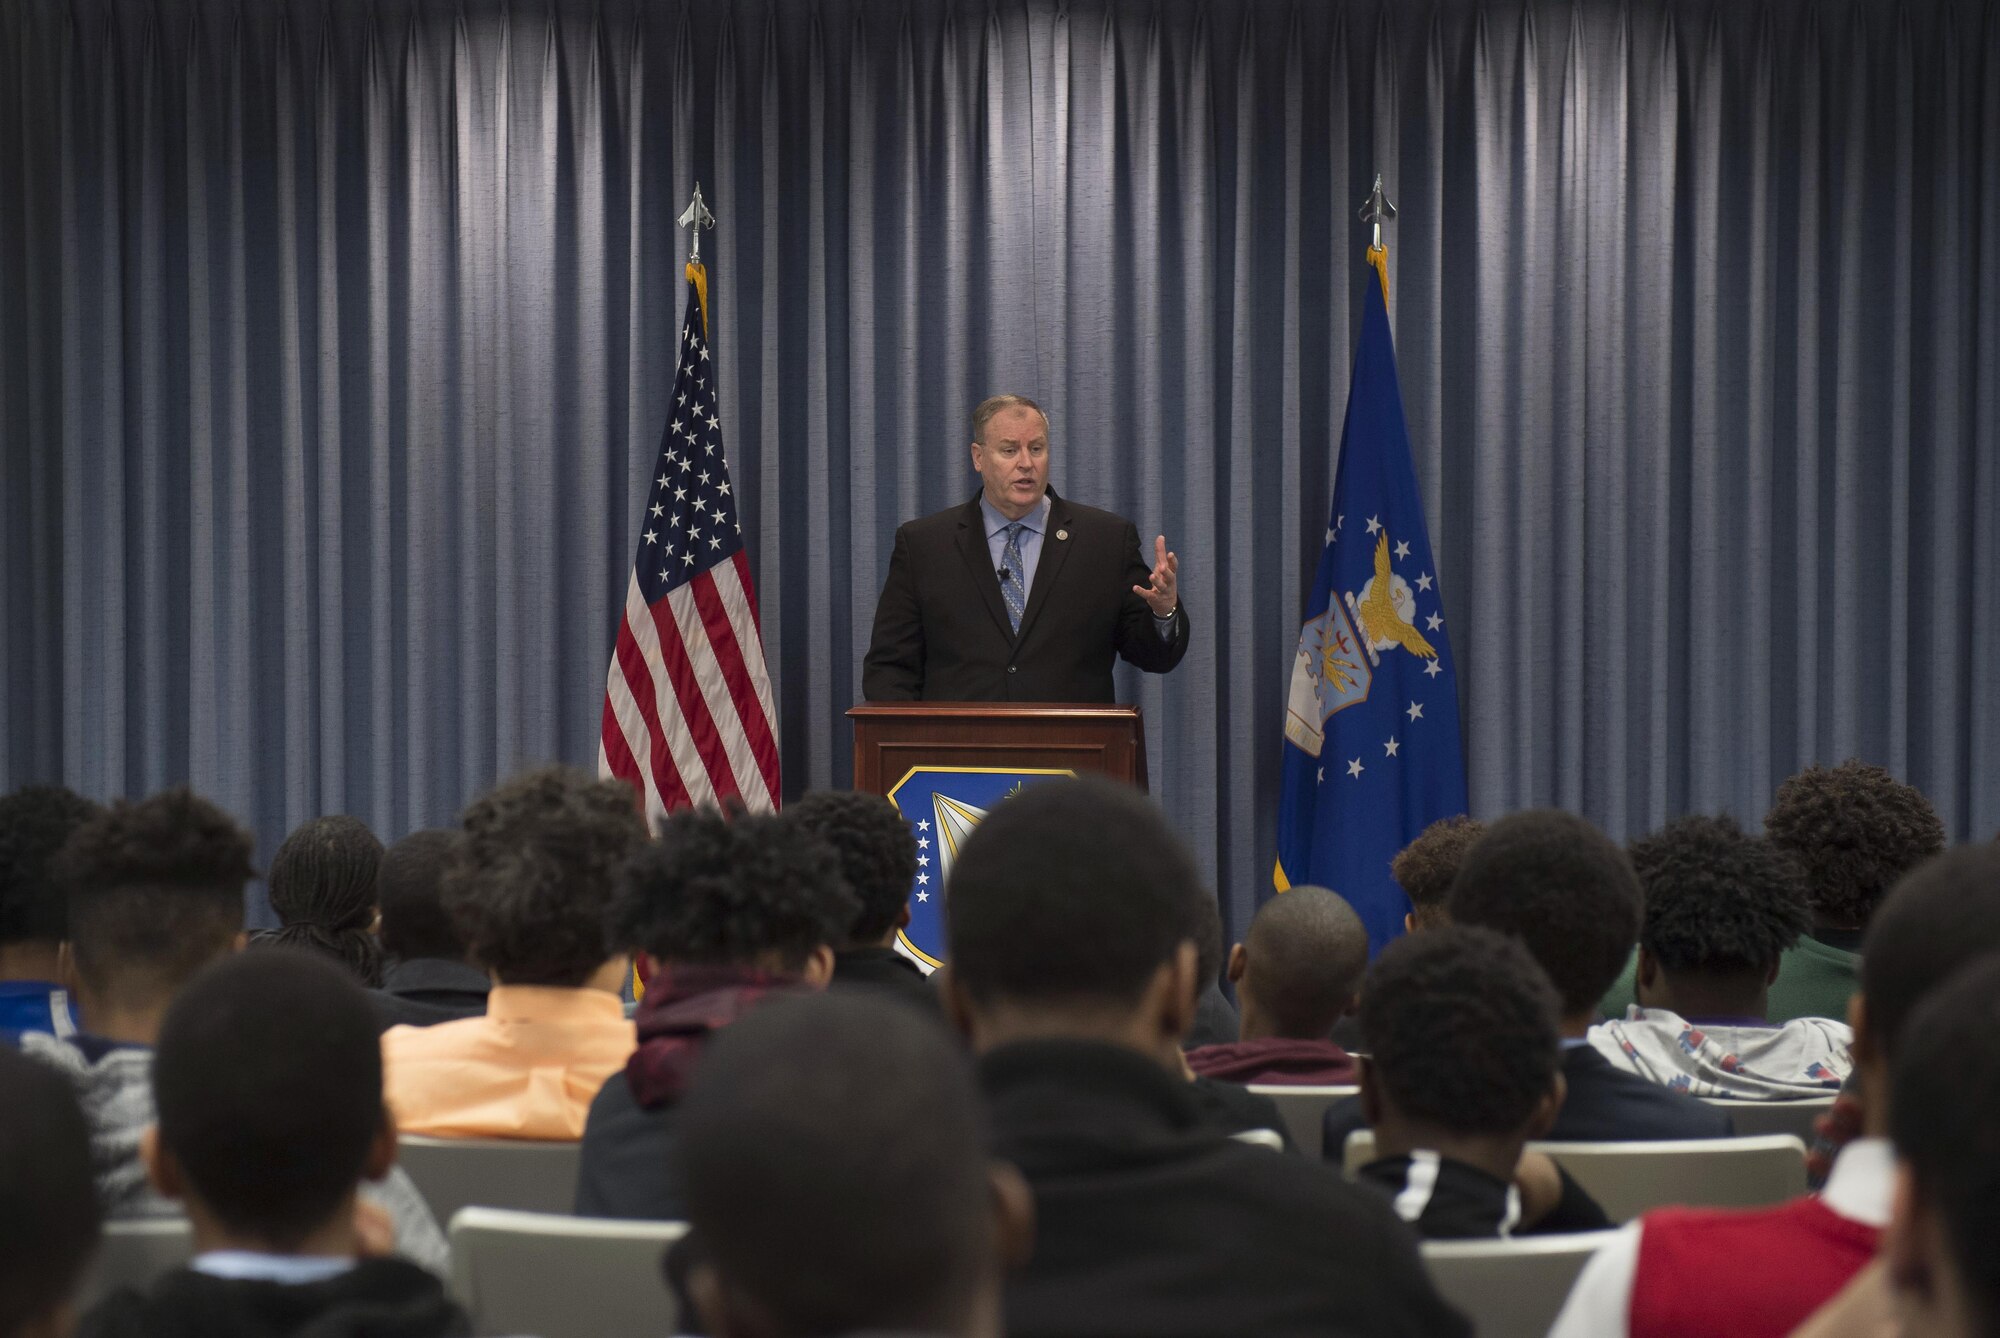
[1545,1138,1893,1338]
[191,1251,357,1284]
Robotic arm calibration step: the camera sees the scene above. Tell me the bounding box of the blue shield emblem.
[884,767,1075,969]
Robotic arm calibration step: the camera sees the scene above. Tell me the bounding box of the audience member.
[381,767,645,1139]
[674,992,1030,1338]
[1185,886,1364,1085]
[18,789,445,1274]
[1591,815,1851,1099]
[79,952,471,1338]
[369,831,488,1031]
[784,789,934,1014]
[1883,953,2000,1338]
[0,1046,102,1338]
[575,808,859,1219]
[0,784,100,1041]
[1325,809,1732,1155]
[942,776,1468,1337]
[254,816,385,988]
[1392,814,1485,934]
[1355,925,1610,1238]
[1550,844,2000,1338]
[1181,893,1241,1050]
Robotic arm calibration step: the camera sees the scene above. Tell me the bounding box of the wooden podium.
[847,703,1149,795]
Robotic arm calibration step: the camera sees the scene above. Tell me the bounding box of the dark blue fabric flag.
[1275,250,1469,953]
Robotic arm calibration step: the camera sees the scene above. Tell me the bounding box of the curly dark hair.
[1360,925,1562,1137]
[1391,815,1487,925]
[784,791,918,946]
[442,767,648,987]
[1446,809,1642,1018]
[0,784,102,945]
[55,787,256,998]
[259,816,385,987]
[1628,815,1812,979]
[610,807,857,972]
[1764,761,1944,930]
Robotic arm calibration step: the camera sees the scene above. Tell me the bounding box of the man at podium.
[862,394,1190,702]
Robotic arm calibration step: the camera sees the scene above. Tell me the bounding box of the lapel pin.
[1055,529,1069,541]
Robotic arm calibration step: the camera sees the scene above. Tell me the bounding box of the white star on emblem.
[916,871,928,884]
[1416,572,1433,592]
[1365,516,1382,535]
[1316,766,1324,783]
[1425,612,1443,631]
[917,819,930,831]
[915,890,928,901]
[917,837,929,849]
[1394,539,1411,560]
[1424,659,1443,678]
[1336,514,1344,530]
[643,529,658,545]
[1407,701,1425,721]
[1325,528,1337,545]
[1347,758,1365,779]
[1384,738,1400,757]
[917,855,929,867]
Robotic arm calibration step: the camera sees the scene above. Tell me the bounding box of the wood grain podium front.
[847,703,1149,795]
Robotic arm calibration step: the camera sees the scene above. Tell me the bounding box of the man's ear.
[937,963,977,1042]
[801,944,837,989]
[1357,1055,1384,1129]
[896,903,912,931]
[1403,911,1415,936]
[1525,1071,1566,1141]
[140,1125,184,1202]
[987,1161,1036,1272]
[361,1108,398,1184]
[1225,943,1248,985]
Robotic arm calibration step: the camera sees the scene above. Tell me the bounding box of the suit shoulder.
[897,501,979,544]
[1053,499,1140,535]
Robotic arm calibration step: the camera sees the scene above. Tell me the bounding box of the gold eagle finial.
[1356,533,1437,660]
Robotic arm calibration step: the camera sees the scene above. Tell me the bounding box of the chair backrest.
[1420,1232,1619,1338]
[73,1217,195,1311]
[1245,1084,1359,1159]
[449,1207,686,1338]
[398,1135,583,1224]
[1342,1131,1808,1223]
[1700,1095,1836,1142]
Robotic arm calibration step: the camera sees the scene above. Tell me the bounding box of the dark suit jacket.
[862,489,1190,702]
[1320,1043,1738,1161]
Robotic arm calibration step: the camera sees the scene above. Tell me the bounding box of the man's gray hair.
[971,394,1048,444]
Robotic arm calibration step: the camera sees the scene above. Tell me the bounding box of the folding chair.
[449,1207,687,1338]
[1700,1094,1836,1142]
[72,1217,195,1310]
[1245,1084,1359,1159]
[1420,1231,1619,1338]
[397,1135,583,1224]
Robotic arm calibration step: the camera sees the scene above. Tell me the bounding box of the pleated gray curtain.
[3,0,1996,936]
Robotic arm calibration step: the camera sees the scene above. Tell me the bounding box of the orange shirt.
[381,984,636,1140]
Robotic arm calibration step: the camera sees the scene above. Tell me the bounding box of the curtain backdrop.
[4,0,1996,934]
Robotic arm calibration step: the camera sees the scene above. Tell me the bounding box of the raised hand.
[1132,534,1179,616]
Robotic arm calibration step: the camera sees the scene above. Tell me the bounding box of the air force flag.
[1275,246,1468,954]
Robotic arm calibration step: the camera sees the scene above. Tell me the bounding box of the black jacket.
[368,959,490,1032]
[1321,1043,1738,1160]
[574,1066,684,1221]
[981,1039,1468,1338]
[81,1259,468,1338]
[862,490,1189,703]
[831,947,944,1018]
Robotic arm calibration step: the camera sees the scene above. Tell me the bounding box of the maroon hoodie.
[1185,1037,1358,1085]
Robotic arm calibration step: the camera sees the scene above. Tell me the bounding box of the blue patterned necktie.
[1000,521,1027,634]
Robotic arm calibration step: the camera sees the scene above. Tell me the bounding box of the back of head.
[945,777,1205,1011]
[1629,814,1811,978]
[1861,846,2000,1063]
[444,766,648,987]
[611,808,858,973]
[681,992,991,1336]
[1446,809,1641,1018]
[0,784,102,952]
[1360,925,1562,1137]
[152,950,383,1250]
[783,790,917,947]
[1391,815,1486,930]
[375,829,467,964]
[1765,760,1944,931]
[0,1047,101,1337]
[261,815,385,987]
[1889,953,2000,1337]
[58,787,255,1010]
[1242,887,1368,1039]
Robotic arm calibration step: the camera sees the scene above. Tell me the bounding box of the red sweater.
[1629,1196,1880,1338]
[1183,1037,1357,1085]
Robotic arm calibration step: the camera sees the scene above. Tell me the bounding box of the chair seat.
[397,1134,583,1224]
[1420,1231,1620,1338]
[1244,1084,1359,1159]
[449,1206,687,1338]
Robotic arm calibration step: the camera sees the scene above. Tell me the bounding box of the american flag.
[600,265,781,820]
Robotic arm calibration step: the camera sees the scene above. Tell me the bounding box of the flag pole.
[1358,173,1397,297]
[678,183,717,331]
